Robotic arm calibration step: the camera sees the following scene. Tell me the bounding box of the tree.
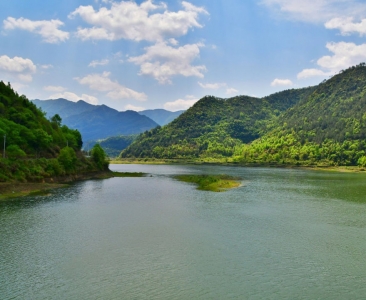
[91,144,108,170]
[58,146,77,172]
[50,114,62,127]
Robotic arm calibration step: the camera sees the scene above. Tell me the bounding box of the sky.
[1,0,366,112]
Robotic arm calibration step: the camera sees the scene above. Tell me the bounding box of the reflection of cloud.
[3,17,69,43]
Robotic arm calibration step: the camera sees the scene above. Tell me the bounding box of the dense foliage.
[88,135,137,157]
[234,63,366,166]
[121,87,314,159]
[0,81,108,182]
[121,63,366,167]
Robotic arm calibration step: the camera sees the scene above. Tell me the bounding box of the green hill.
[121,86,314,159]
[88,135,137,158]
[236,63,366,166]
[0,81,108,182]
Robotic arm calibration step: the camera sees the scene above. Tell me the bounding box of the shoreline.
[110,159,366,173]
[0,170,114,200]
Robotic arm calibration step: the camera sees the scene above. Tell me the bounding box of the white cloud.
[325,17,366,36]
[75,71,147,101]
[270,78,293,87]
[298,42,366,79]
[163,97,198,111]
[0,55,36,82]
[198,82,226,89]
[88,59,109,67]
[69,0,208,42]
[3,17,69,43]
[261,0,366,23]
[43,85,66,92]
[125,104,145,111]
[40,64,53,69]
[129,41,206,84]
[297,68,331,79]
[226,88,238,95]
[49,92,98,105]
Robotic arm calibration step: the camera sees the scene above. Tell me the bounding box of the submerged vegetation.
[174,174,241,192]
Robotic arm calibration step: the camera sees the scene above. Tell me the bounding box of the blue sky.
[1,0,366,111]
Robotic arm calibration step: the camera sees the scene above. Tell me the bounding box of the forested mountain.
[0,81,109,182]
[237,63,366,166]
[121,86,314,158]
[88,135,137,157]
[32,99,158,142]
[139,109,185,126]
[122,63,366,167]
[0,83,82,158]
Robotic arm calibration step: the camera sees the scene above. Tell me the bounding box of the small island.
[174,174,241,192]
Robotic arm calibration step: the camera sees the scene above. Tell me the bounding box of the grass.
[174,174,241,192]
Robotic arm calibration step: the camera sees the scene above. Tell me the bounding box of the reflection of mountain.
[32,99,158,142]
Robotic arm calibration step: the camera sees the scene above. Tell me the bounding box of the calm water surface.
[1,164,366,299]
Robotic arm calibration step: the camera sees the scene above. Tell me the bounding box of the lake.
[1,164,366,299]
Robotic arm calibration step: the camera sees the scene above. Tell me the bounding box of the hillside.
[32,99,159,142]
[139,109,185,126]
[236,63,366,166]
[0,81,109,182]
[88,135,137,157]
[121,86,314,159]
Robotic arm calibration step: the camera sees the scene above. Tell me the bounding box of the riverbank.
[0,170,146,200]
[111,158,366,173]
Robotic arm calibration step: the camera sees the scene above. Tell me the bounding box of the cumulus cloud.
[298,42,366,79]
[198,82,226,89]
[69,0,208,42]
[43,85,66,92]
[261,0,366,23]
[163,97,199,111]
[129,41,206,84]
[297,68,331,79]
[75,71,147,101]
[270,78,293,87]
[325,17,366,36]
[3,17,69,43]
[49,92,98,105]
[125,104,145,111]
[226,88,238,95]
[88,59,109,67]
[0,55,36,82]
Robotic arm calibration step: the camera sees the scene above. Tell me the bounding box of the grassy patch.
[111,172,146,177]
[174,174,241,192]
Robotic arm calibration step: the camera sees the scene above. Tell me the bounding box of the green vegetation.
[175,174,241,192]
[121,87,313,159]
[0,81,109,182]
[88,135,137,157]
[121,63,366,168]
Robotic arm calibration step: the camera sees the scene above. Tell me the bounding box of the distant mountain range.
[32,99,183,143]
[139,109,184,126]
